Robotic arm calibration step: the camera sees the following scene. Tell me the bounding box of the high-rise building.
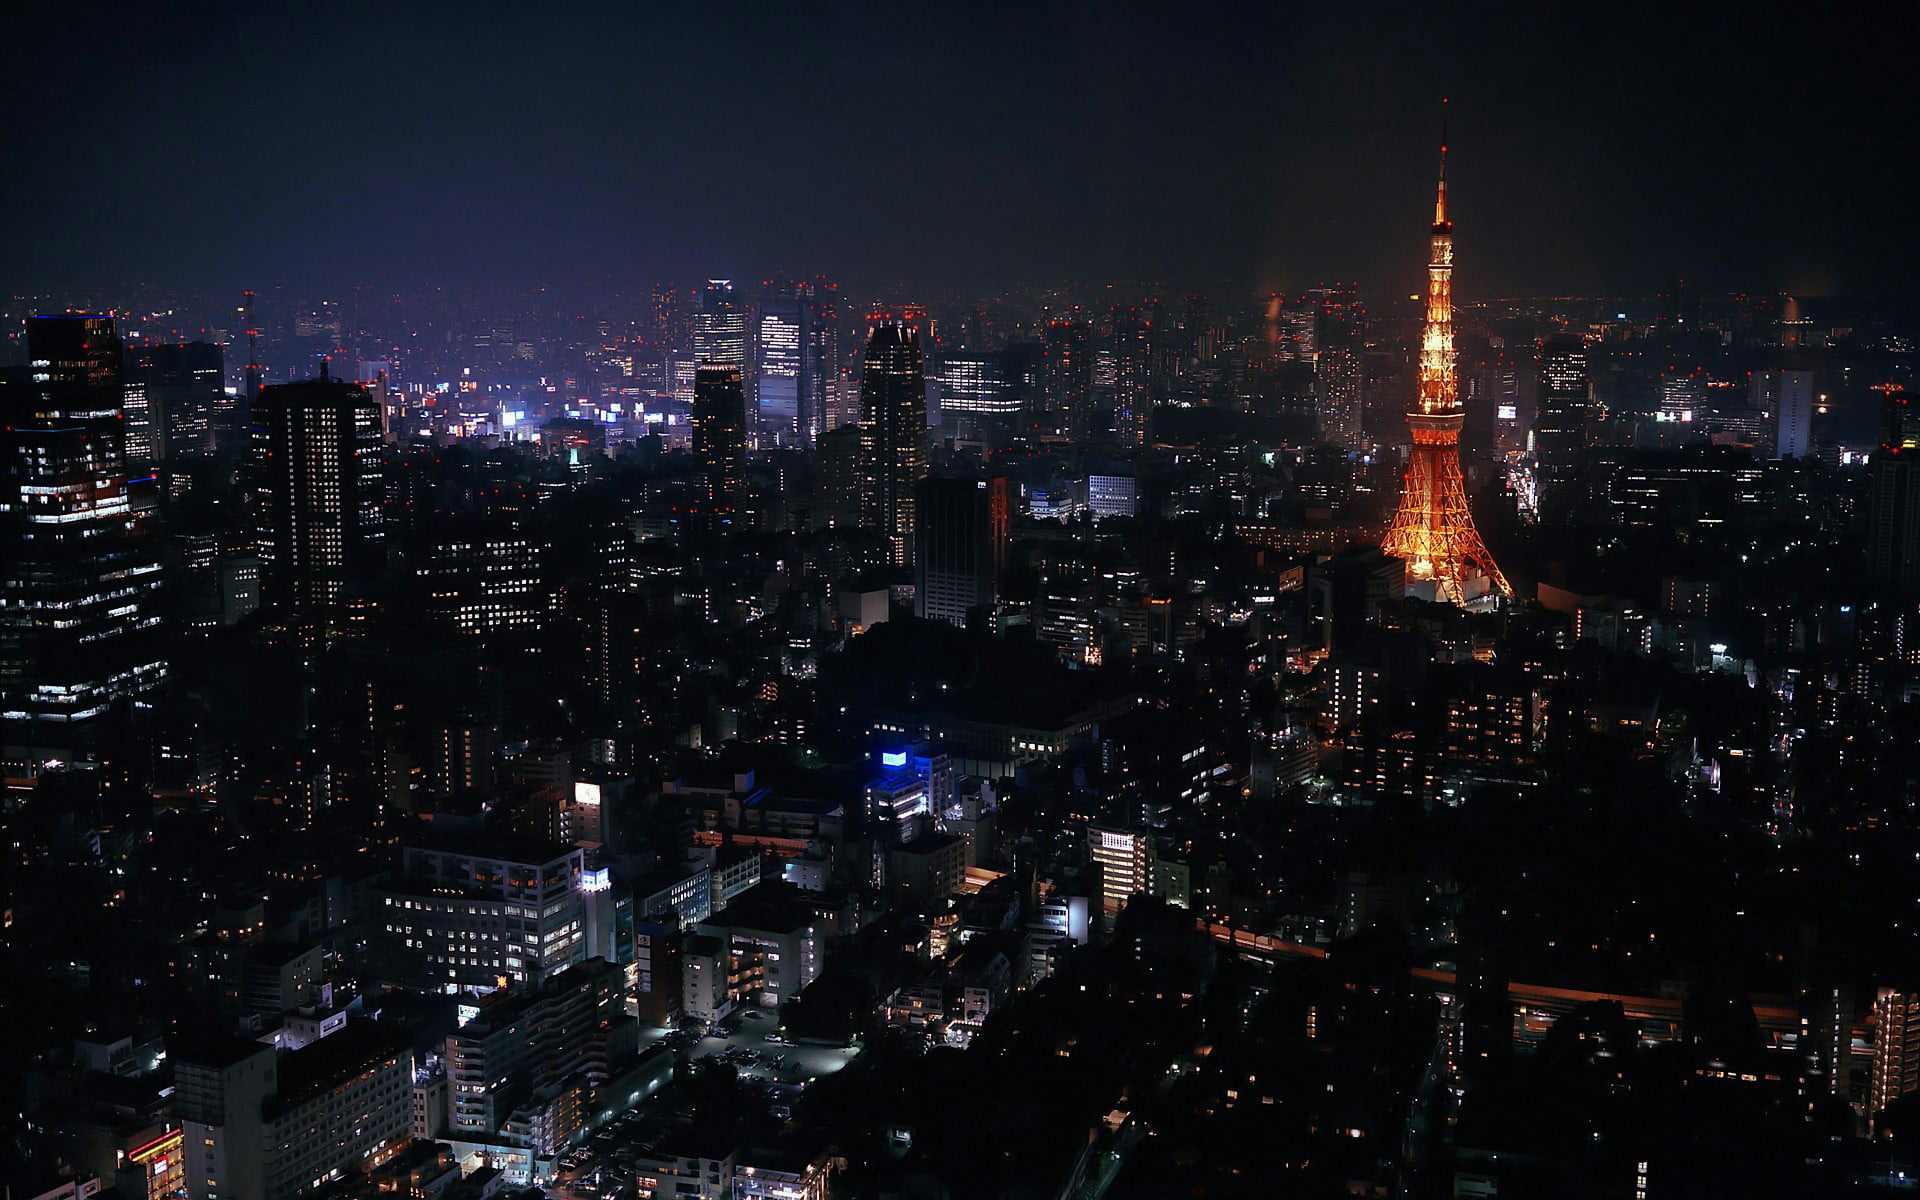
[694,279,747,370]
[933,351,1021,419]
[1869,389,1920,597]
[801,280,839,442]
[1111,310,1156,445]
[857,321,929,566]
[750,280,837,447]
[1379,121,1512,606]
[692,365,747,525]
[816,422,865,530]
[412,519,546,637]
[752,294,807,445]
[1089,824,1153,934]
[176,1024,413,1200]
[127,341,223,463]
[1316,339,1365,448]
[1534,335,1591,516]
[0,315,166,751]
[652,283,692,356]
[1752,368,1814,459]
[444,958,630,1154]
[249,377,384,628]
[1180,294,1212,365]
[1043,319,1092,439]
[1872,987,1920,1125]
[1657,370,1704,425]
[914,478,997,627]
[375,834,589,990]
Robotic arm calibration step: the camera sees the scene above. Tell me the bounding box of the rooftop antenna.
[244,290,262,403]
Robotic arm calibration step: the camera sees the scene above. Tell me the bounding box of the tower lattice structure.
[1380,109,1512,606]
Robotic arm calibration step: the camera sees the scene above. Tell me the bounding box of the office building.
[857,321,929,565]
[1752,368,1814,460]
[694,279,747,370]
[1534,335,1591,517]
[695,888,826,1011]
[752,294,806,445]
[815,422,864,529]
[934,351,1022,420]
[1656,371,1704,425]
[412,520,546,637]
[1087,473,1139,520]
[914,478,997,627]
[377,835,588,990]
[444,957,631,1153]
[866,767,932,848]
[127,341,222,462]
[752,283,834,446]
[1044,318,1092,439]
[176,1024,412,1200]
[1089,824,1153,934]
[1869,389,1920,597]
[249,377,384,627]
[0,315,166,751]
[692,365,746,524]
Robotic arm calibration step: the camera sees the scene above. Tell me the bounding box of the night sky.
[7,2,1913,300]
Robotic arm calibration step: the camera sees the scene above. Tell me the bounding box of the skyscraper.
[1379,118,1512,606]
[800,278,838,444]
[695,279,748,370]
[857,320,929,566]
[816,422,864,529]
[1752,368,1814,460]
[250,376,385,630]
[0,315,167,751]
[1869,389,1920,598]
[914,478,998,627]
[1089,824,1153,935]
[127,341,224,463]
[1534,334,1591,517]
[1043,318,1092,440]
[751,282,834,448]
[693,364,747,525]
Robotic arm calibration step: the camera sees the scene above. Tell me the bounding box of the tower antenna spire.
[1380,105,1511,606]
[244,290,262,403]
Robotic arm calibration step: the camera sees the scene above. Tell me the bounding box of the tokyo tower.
[1379,106,1512,606]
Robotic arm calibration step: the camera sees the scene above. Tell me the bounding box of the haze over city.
[6,5,1920,1200]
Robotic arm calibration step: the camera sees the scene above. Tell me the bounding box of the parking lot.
[685,1008,860,1083]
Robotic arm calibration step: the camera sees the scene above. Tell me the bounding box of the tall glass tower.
[857,320,929,566]
[0,315,166,754]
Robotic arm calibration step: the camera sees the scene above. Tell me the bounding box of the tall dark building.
[692,365,747,525]
[857,321,929,566]
[250,377,385,628]
[127,341,223,463]
[1043,318,1092,440]
[1869,389,1920,598]
[1180,294,1211,364]
[816,422,864,529]
[914,478,998,628]
[1534,334,1591,519]
[0,316,166,754]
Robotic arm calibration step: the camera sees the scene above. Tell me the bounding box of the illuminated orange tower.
[1380,106,1512,606]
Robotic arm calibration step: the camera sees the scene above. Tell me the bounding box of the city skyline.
[8,8,1920,1199]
